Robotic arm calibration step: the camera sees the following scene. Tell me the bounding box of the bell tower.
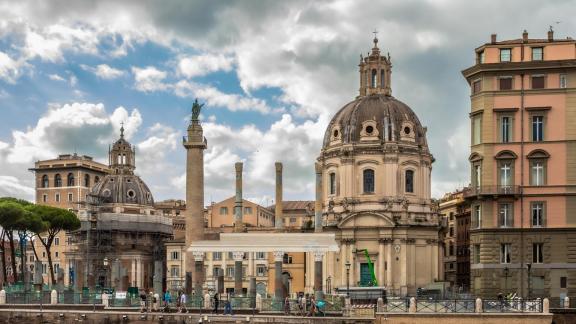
[109,124,136,175]
[358,33,392,97]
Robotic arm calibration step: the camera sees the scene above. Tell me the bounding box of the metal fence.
[415,299,476,313]
[6,291,51,304]
[482,299,542,313]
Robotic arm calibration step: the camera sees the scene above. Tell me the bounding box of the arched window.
[67,173,74,186]
[405,170,414,193]
[84,174,90,187]
[41,175,49,188]
[95,176,100,184]
[380,69,385,88]
[54,174,62,187]
[363,169,375,194]
[329,172,336,195]
[371,69,377,88]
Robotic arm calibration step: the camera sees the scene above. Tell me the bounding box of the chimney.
[522,30,528,42]
[490,33,497,44]
[548,28,554,42]
[234,162,244,232]
[275,162,283,230]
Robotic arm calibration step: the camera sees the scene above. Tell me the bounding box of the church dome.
[322,94,428,149]
[90,173,154,206]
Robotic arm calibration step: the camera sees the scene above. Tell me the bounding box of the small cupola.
[358,33,392,97]
[109,124,136,175]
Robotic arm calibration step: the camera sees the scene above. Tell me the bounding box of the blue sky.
[0,0,574,205]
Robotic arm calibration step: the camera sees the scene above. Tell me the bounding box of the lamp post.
[503,267,509,295]
[526,263,532,299]
[326,276,332,295]
[345,261,351,297]
[103,257,109,289]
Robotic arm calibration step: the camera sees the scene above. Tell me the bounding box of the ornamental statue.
[191,98,204,121]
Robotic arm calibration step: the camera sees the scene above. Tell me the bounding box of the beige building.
[317,37,443,296]
[268,201,314,229]
[28,154,109,285]
[206,197,274,229]
[439,194,459,287]
[462,30,576,298]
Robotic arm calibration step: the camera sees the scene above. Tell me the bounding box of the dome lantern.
[109,123,136,175]
[359,33,392,97]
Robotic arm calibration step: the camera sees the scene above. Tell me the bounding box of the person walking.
[179,292,187,312]
[139,291,147,313]
[163,291,172,311]
[212,293,219,314]
[284,296,291,315]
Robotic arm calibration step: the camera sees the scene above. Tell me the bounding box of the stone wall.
[375,313,552,324]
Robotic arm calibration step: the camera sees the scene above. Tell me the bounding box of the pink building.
[462,30,576,298]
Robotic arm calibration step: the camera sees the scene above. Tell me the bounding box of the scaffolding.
[68,193,173,292]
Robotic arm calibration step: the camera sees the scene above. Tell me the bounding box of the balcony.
[464,185,522,198]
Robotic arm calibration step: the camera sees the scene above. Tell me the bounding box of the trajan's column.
[183,99,207,295]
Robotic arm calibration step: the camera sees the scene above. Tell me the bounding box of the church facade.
[316,37,443,296]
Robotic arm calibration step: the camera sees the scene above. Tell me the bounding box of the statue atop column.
[191,98,204,122]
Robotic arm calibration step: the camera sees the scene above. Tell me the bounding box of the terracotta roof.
[268,200,314,211]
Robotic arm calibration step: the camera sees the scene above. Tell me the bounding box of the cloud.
[48,73,66,81]
[0,52,22,83]
[81,63,125,79]
[175,80,272,114]
[178,54,234,78]
[6,102,142,164]
[131,66,168,92]
[0,176,35,201]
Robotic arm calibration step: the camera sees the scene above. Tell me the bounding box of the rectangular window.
[532,116,544,141]
[531,161,545,185]
[54,237,59,246]
[531,202,545,227]
[170,266,180,277]
[256,265,266,277]
[532,47,543,61]
[473,205,481,229]
[290,217,296,223]
[560,74,567,88]
[228,252,234,259]
[55,194,60,202]
[472,80,482,94]
[212,267,221,277]
[499,162,512,187]
[478,50,485,64]
[42,263,47,274]
[500,116,511,143]
[219,207,228,215]
[67,193,73,202]
[213,252,222,261]
[499,203,513,227]
[472,115,482,145]
[561,277,567,288]
[256,252,265,260]
[500,243,511,264]
[473,164,481,188]
[532,75,545,89]
[42,194,47,203]
[55,252,59,258]
[226,267,234,278]
[499,77,513,90]
[244,207,252,214]
[474,244,480,264]
[533,243,543,263]
[500,48,512,62]
[329,173,336,195]
[172,251,179,260]
[449,227,454,237]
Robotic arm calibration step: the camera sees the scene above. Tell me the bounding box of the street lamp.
[326,276,332,295]
[345,261,351,297]
[526,263,532,299]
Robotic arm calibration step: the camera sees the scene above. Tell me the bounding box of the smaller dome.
[90,174,154,206]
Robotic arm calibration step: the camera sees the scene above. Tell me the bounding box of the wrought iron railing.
[482,299,542,313]
[464,185,522,197]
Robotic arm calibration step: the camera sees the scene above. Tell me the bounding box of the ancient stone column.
[273,251,285,299]
[314,251,324,300]
[314,162,323,232]
[153,260,163,295]
[183,106,207,294]
[233,251,244,296]
[193,252,205,296]
[275,162,283,230]
[234,162,244,233]
[249,277,257,308]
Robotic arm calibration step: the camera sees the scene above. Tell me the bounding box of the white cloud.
[6,102,142,164]
[0,52,21,83]
[0,176,34,200]
[178,54,234,78]
[131,66,168,92]
[48,73,66,81]
[81,63,125,79]
[23,24,100,62]
[175,80,271,114]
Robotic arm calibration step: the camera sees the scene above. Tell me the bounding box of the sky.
[0,0,575,206]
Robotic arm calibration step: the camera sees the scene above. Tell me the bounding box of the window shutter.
[532,76,545,89]
[542,202,547,227]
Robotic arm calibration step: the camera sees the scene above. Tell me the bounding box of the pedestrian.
[284,296,290,315]
[164,291,172,311]
[148,291,154,312]
[180,292,187,313]
[212,293,219,314]
[308,296,316,317]
[224,299,232,315]
[139,291,147,313]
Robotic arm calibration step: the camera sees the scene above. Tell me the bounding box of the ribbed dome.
[90,174,154,206]
[322,94,428,148]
